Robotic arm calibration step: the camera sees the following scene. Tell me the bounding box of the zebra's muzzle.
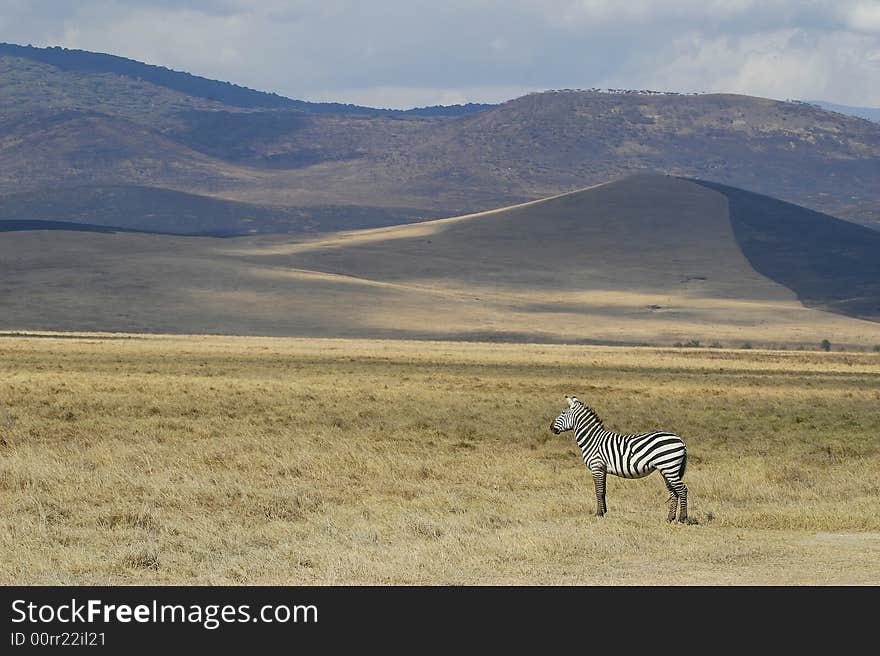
[549,423,560,434]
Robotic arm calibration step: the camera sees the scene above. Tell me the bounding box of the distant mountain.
[0,43,492,118]
[0,42,294,109]
[400,103,495,116]
[2,175,878,345]
[804,100,880,123]
[1,43,878,234]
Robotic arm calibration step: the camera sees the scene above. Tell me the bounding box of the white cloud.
[627,28,880,106]
[842,1,880,34]
[0,0,878,107]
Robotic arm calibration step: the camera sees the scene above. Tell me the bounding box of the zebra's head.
[550,395,582,434]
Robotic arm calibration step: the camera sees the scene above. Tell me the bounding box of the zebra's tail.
[678,449,688,480]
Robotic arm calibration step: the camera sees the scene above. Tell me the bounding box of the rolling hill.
[2,175,878,347]
[1,44,878,234]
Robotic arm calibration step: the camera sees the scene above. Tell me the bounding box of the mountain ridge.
[0,43,493,116]
[1,43,878,234]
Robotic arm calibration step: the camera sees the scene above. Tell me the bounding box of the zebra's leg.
[663,478,679,522]
[677,482,689,523]
[590,466,607,516]
[661,471,688,523]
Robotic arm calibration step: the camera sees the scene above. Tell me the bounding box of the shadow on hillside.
[689,178,880,322]
[0,219,233,237]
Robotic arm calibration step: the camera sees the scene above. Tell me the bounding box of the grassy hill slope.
[1,175,877,347]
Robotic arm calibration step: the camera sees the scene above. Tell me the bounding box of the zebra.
[550,395,689,522]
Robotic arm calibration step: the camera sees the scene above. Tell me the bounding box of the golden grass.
[1,334,878,584]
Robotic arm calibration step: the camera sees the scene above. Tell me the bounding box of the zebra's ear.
[566,396,576,408]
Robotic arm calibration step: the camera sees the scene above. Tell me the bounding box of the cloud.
[624,27,880,106]
[842,1,880,34]
[0,0,877,108]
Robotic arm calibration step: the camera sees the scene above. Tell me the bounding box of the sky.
[1,0,878,109]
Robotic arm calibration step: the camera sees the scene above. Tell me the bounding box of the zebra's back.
[601,431,687,479]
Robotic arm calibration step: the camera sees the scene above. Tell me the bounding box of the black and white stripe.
[550,395,689,522]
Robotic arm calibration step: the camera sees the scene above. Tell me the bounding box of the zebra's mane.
[575,402,604,426]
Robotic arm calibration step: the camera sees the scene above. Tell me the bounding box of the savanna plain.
[1,334,878,585]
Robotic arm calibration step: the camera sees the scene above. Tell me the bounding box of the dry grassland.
[1,333,878,584]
